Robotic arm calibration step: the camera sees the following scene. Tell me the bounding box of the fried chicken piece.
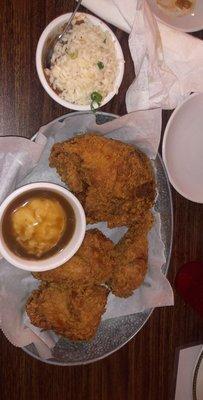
[26,283,109,341]
[108,212,153,297]
[50,133,155,228]
[33,229,114,286]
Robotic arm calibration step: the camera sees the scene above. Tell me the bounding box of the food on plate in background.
[157,0,196,16]
[49,133,155,228]
[26,283,109,340]
[44,15,118,109]
[32,229,115,286]
[2,189,75,259]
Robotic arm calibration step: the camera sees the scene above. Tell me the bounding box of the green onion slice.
[97,61,104,69]
[90,91,103,111]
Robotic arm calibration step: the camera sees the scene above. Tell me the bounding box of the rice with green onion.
[44,15,119,107]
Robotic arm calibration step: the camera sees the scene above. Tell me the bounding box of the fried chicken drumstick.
[27,216,153,339]
[49,133,155,228]
[108,212,153,297]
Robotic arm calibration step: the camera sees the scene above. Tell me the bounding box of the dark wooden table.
[0,1,203,399]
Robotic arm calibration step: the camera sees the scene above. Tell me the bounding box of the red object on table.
[175,261,203,317]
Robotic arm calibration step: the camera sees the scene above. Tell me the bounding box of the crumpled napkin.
[0,134,46,203]
[79,0,203,111]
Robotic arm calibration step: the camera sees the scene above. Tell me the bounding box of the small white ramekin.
[0,182,86,271]
[36,12,125,111]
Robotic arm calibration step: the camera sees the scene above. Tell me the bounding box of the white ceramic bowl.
[0,182,86,271]
[147,0,203,32]
[36,12,125,111]
[162,93,203,203]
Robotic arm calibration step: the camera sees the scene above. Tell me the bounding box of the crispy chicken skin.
[49,133,155,228]
[108,212,153,297]
[27,216,153,338]
[26,283,109,341]
[26,134,156,341]
[33,229,114,286]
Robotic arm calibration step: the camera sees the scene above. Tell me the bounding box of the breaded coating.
[26,283,109,341]
[33,229,114,286]
[49,133,155,228]
[108,212,153,297]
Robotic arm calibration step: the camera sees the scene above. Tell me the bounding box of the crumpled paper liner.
[0,134,46,203]
[0,110,173,359]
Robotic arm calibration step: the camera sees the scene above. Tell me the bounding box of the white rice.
[45,16,118,106]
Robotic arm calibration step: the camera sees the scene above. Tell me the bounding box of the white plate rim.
[162,93,203,203]
[155,15,203,33]
[193,349,203,400]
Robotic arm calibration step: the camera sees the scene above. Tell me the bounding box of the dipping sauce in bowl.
[0,183,86,272]
[2,190,76,260]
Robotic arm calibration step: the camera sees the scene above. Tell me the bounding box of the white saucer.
[162,93,203,203]
[193,350,203,400]
[147,0,203,32]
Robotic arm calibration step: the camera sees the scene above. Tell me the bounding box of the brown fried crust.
[108,212,153,297]
[49,133,155,228]
[33,229,114,286]
[30,132,156,338]
[26,283,109,341]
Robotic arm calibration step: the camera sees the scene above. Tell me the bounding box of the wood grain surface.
[0,1,202,399]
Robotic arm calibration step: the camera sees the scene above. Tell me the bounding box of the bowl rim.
[36,12,125,111]
[0,182,86,271]
[23,110,173,366]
